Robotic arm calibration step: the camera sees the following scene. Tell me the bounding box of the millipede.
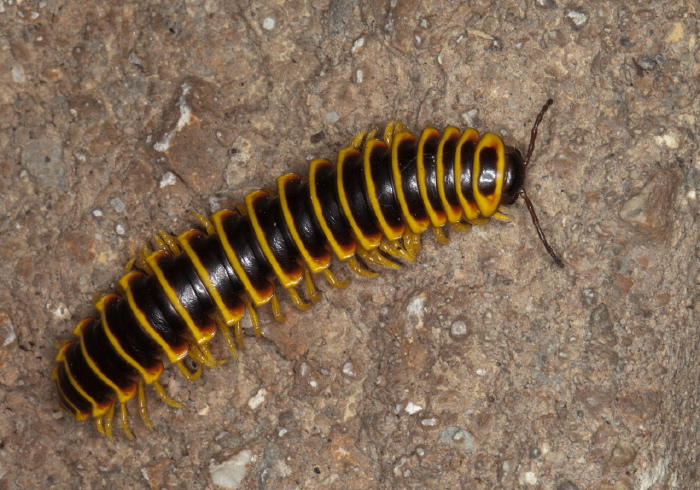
[52,99,564,440]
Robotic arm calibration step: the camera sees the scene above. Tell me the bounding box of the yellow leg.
[192,212,216,235]
[492,211,510,222]
[287,287,311,311]
[123,257,137,274]
[432,227,449,244]
[137,246,154,274]
[188,343,219,368]
[356,245,400,270]
[137,382,154,431]
[349,130,368,149]
[219,321,240,358]
[157,229,182,254]
[452,222,471,232]
[270,289,286,322]
[403,230,421,260]
[176,360,202,382]
[94,415,106,437]
[244,298,262,338]
[323,268,350,288]
[346,256,379,278]
[104,403,116,441]
[382,120,410,146]
[379,239,412,262]
[304,269,323,302]
[234,202,247,215]
[120,403,135,439]
[154,381,183,408]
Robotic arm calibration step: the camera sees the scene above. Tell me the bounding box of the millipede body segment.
[53,100,563,439]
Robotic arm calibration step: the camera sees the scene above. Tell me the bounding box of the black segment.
[441,136,461,207]
[65,342,113,405]
[220,211,274,291]
[369,144,403,228]
[284,177,330,260]
[154,253,215,330]
[127,272,190,351]
[340,150,381,238]
[459,140,478,202]
[397,138,428,220]
[83,318,138,390]
[478,146,499,196]
[104,297,162,371]
[421,134,443,212]
[252,193,302,276]
[314,162,354,247]
[56,364,92,414]
[185,230,247,312]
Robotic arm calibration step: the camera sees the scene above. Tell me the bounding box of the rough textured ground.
[0,1,698,489]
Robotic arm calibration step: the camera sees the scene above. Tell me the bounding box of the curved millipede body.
[52,100,563,439]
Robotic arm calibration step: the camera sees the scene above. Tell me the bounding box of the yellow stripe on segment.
[211,210,273,306]
[96,294,163,385]
[61,356,109,417]
[473,132,506,218]
[145,252,215,345]
[277,174,331,273]
[118,270,189,362]
[309,159,356,260]
[178,229,246,326]
[454,128,481,220]
[390,132,428,235]
[68,321,135,404]
[436,126,464,224]
[417,127,447,228]
[245,190,303,288]
[363,138,404,241]
[52,367,91,421]
[337,147,381,251]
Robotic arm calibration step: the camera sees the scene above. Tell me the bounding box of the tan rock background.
[0,1,697,488]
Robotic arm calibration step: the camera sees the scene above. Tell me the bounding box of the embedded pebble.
[21,138,65,189]
[209,450,254,489]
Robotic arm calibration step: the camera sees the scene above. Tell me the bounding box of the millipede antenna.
[522,98,564,268]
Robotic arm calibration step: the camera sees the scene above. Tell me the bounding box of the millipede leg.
[123,257,137,274]
[303,269,323,302]
[349,130,368,149]
[452,222,471,232]
[104,403,116,441]
[244,298,262,338]
[192,212,216,235]
[491,211,511,222]
[154,381,183,409]
[322,268,350,288]
[176,360,202,382]
[270,289,286,322]
[189,343,220,368]
[287,287,311,311]
[137,382,154,431]
[357,245,400,270]
[346,256,379,278]
[432,227,449,244]
[402,230,421,261]
[379,239,412,262]
[136,246,154,274]
[219,321,240,358]
[120,403,135,439]
[94,415,106,437]
[234,321,245,348]
[157,229,182,254]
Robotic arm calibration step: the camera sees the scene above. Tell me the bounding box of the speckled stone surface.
[0,1,698,489]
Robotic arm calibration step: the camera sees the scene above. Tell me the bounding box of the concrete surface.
[0,0,698,489]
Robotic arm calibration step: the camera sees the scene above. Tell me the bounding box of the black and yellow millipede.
[53,99,564,440]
